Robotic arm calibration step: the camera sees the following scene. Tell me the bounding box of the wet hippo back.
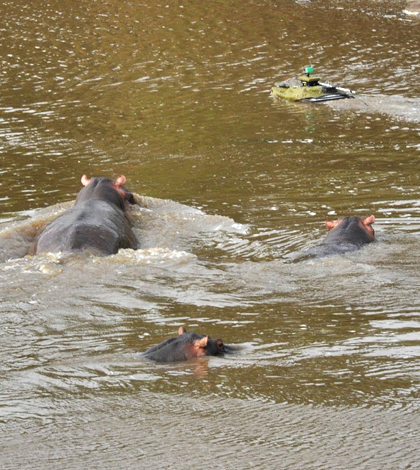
[35,175,138,255]
[36,200,137,255]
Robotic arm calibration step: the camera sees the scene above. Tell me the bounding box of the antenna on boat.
[300,66,319,87]
[304,65,314,77]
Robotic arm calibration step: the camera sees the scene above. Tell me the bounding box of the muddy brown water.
[1,0,420,468]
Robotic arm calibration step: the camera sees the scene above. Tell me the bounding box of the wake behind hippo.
[35,175,138,256]
[143,327,232,362]
[299,215,375,259]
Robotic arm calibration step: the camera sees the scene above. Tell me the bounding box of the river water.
[1,0,420,468]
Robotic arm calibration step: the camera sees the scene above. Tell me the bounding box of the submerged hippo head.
[143,327,227,362]
[324,215,375,246]
[76,175,135,211]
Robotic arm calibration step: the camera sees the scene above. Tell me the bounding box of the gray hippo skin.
[36,175,138,255]
[303,215,375,258]
[143,327,231,362]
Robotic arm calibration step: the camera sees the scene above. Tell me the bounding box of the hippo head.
[177,326,226,358]
[143,326,227,362]
[324,215,375,246]
[75,175,135,211]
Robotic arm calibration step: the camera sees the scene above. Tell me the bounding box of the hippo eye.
[218,342,224,350]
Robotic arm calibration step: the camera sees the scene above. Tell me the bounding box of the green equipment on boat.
[271,66,355,103]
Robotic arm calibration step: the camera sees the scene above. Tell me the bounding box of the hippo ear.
[195,336,209,349]
[114,175,127,187]
[81,175,91,186]
[325,220,340,230]
[217,339,225,351]
[363,215,375,226]
[178,326,186,335]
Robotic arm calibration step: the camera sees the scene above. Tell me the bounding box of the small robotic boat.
[271,66,355,103]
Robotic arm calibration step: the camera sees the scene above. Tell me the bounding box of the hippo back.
[36,200,138,255]
[35,175,138,255]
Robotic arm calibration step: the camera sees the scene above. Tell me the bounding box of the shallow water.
[1,0,420,468]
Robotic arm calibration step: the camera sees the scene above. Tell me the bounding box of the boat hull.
[271,85,353,103]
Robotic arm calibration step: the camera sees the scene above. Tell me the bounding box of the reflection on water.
[1,0,420,468]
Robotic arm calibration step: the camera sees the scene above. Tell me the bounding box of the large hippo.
[36,175,138,255]
[301,215,375,258]
[143,327,230,362]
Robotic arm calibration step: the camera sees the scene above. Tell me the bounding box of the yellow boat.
[271,66,355,103]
